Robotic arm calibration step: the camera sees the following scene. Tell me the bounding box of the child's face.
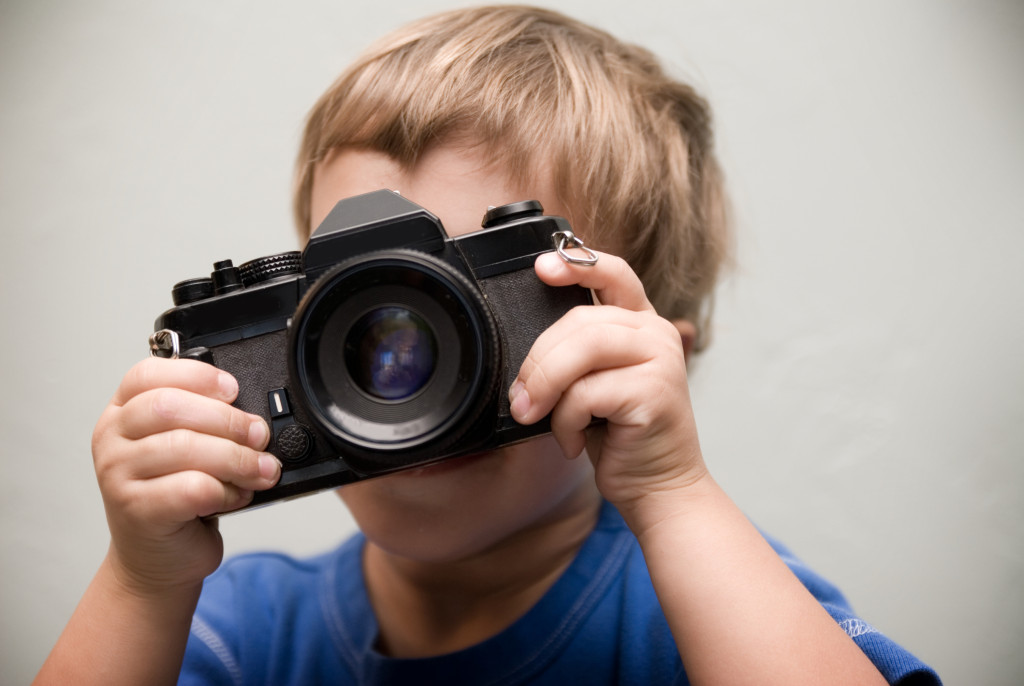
[309,146,599,563]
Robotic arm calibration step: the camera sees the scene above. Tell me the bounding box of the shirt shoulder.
[762,533,942,685]
[179,537,364,686]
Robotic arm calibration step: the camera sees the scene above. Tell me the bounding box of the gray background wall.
[2,1,1021,684]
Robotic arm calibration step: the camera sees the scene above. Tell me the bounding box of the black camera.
[150,190,595,510]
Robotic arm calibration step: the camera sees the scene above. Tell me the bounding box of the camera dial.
[482,200,543,228]
[239,252,302,286]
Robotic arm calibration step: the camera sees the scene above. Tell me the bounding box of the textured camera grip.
[479,269,592,416]
[210,330,291,424]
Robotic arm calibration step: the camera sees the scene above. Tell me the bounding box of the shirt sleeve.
[178,614,245,686]
[765,535,942,685]
[176,552,289,686]
[177,564,251,686]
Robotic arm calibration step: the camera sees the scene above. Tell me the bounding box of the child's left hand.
[510,250,708,521]
[512,252,891,686]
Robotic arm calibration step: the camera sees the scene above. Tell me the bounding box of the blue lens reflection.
[347,307,437,400]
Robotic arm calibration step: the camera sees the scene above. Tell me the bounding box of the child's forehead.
[309,146,572,240]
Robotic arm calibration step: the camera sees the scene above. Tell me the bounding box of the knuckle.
[581,319,610,345]
[566,374,595,411]
[564,304,592,325]
[180,471,220,513]
[517,353,537,381]
[655,314,681,340]
[621,257,644,289]
[123,360,148,392]
[91,408,117,457]
[179,471,204,506]
[125,357,164,397]
[528,359,558,396]
[93,430,122,464]
[234,447,259,481]
[107,479,143,518]
[224,409,252,444]
[182,359,221,394]
[91,425,105,458]
[135,356,161,384]
[92,422,130,480]
[92,445,118,483]
[163,428,195,460]
[611,253,630,276]
[148,387,182,422]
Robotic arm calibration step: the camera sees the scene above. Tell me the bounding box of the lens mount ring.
[288,249,501,472]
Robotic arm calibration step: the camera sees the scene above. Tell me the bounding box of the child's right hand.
[91,357,280,595]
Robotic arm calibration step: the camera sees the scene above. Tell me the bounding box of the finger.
[550,369,683,469]
[520,304,653,376]
[510,317,670,425]
[117,430,281,489]
[113,357,239,407]
[547,376,594,459]
[117,387,269,451]
[548,370,628,459]
[124,471,256,522]
[534,251,655,313]
[511,307,680,422]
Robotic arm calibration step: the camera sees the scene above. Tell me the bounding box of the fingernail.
[237,488,255,503]
[258,453,281,482]
[218,372,238,399]
[508,379,523,403]
[509,380,530,419]
[248,420,269,450]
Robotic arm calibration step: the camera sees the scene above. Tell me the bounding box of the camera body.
[152,190,593,510]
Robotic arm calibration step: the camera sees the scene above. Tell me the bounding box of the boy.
[36,6,939,685]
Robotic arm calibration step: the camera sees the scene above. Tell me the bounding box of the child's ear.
[671,319,697,361]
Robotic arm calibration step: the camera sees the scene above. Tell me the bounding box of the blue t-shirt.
[180,501,940,685]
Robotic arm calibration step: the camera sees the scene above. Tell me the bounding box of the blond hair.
[294,5,730,350]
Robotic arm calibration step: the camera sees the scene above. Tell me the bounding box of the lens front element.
[345,306,437,401]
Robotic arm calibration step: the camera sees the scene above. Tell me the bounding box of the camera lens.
[345,306,437,401]
[289,250,501,471]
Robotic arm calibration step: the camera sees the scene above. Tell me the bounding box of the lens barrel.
[288,250,500,473]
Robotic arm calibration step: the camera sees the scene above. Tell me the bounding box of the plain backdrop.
[2,1,1022,684]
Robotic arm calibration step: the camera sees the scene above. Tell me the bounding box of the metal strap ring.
[552,230,599,266]
[149,329,181,359]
